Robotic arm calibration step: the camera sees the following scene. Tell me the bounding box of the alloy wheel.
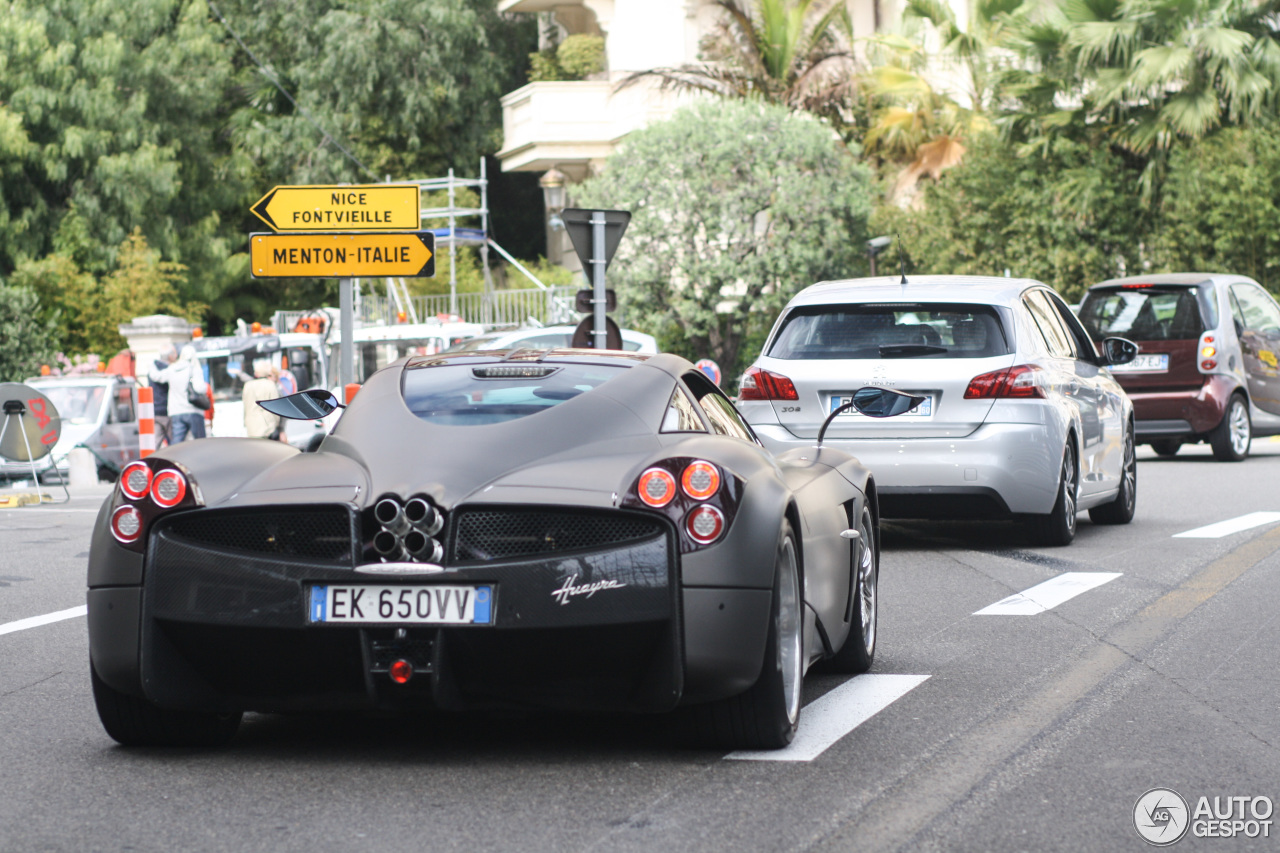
[858,517,877,655]
[1229,399,1251,457]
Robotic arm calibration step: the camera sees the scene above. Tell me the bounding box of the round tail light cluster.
[110,460,197,546]
[630,459,732,548]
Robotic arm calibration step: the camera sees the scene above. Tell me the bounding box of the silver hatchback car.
[738,276,1139,545]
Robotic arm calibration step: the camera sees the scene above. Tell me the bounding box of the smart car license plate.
[830,393,932,418]
[1110,353,1168,372]
[308,584,493,625]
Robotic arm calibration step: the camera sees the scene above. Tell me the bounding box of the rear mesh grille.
[157,506,353,563]
[451,509,663,562]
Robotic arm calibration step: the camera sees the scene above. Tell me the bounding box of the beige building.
[495,0,959,265]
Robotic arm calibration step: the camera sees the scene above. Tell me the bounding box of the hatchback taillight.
[738,367,798,401]
[964,364,1047,399]
[1199,333,1218,372]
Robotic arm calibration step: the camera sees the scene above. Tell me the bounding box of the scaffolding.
[370,159,576,329]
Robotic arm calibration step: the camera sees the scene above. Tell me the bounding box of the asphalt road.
[2,440,1279,852]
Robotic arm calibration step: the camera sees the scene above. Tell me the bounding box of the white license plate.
[831,393,933,418]
[1111,353,1169,373]
[309,584,492,625]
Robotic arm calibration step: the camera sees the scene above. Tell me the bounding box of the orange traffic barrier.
[345,383,361,405]
[138,387,155,457]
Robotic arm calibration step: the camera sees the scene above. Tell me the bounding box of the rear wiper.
[878,344,949,357]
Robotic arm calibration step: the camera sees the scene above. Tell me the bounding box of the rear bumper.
[88,503,771,714]
[1128,375,1237,439]
[754,421,1060,516]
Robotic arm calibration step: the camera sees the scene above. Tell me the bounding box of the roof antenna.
[897,233,908,284]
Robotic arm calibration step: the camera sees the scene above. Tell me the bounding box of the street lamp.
[540,167,567,231]
[867,235,892,276]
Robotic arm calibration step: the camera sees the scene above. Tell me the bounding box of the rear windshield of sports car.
[767,303,1013,359]
[401,361,629,425]
[1078,285,1216,342]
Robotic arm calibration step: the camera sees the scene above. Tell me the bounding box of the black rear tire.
[690,522,802,750]
[823,505,877,674]
[1209,394,1251,461]
[1150,439,1181,457]
[1089,423,1136,525]
[91,664,241,747]
[1027,443,1077,547]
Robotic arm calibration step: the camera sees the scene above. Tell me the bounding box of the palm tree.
[857,0,1022,200]
[623,0,857,127]
[998,0,1280,172]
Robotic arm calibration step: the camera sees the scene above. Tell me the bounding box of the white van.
[0,375,141,482]
[193,331,329,445]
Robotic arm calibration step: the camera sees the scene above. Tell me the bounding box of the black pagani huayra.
[87,350,920,749]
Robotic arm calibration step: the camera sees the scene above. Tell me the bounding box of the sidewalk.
[0,479,114,508]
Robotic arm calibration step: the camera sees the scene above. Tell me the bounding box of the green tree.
[874,133,1149,301]
[0,284,58,382]
[0,0,253,314]
[217,0,535,185]
[1153,126,1280,289]
[573,100,872,375]
[998,0,1280,192]
[627,0,857,127]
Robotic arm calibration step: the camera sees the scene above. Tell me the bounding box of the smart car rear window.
[1078,286,1210,342]
[767,303,1013,359]
[401,362,629,425]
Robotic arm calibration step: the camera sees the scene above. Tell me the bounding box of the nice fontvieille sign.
[249,183,434,278]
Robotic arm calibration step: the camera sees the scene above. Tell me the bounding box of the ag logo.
[1134,788,1190,846]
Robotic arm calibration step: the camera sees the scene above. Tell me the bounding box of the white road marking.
[0,606,88,637]
[974,572,1122,616]
[1173,512,1280,539]
[725,674,930,762]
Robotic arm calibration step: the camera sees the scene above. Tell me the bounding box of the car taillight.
[110,505,143,544]
[681,460,721,500]
[150,469,188,508]
[120,461,152,500]
[638,468,677,507]
[964,364,1047,399]
[738,367,798,401]
[685,506,725,544]
[1199,333,1218,371]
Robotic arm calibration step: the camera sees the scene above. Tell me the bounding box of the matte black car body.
[87,351,884,749]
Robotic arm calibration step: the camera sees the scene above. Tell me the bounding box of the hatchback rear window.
[1078,286,1210,341]
[767,303,1013,359]
[401,360,629,425]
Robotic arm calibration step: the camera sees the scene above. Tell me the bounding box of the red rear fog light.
[686,505,725,544]
[110,505,143,544]
[389,660,413,684]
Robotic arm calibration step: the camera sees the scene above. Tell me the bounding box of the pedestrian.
[242,360,282,440]
[150,345,209,442]
[276,363,298,396]
[149,345,177,447]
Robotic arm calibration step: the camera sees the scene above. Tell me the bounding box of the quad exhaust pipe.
[373,495,445,563]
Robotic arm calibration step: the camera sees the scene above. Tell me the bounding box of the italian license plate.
[1111,353,1169,372]
[309,584,493,625]
[831,393,933,418]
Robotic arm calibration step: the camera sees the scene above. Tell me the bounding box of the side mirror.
[1101,336,1138,366]
[851,387,926,418]
[258,389,344,420]
[817,387,926,444]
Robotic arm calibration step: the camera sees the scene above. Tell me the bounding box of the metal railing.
[360,287,579,329]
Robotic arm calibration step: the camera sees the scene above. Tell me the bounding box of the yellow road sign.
[250,232,435,278]
[250,184,420,232]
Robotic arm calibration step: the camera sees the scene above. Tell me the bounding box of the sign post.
[562,208,630,350]
[248,184,429,391]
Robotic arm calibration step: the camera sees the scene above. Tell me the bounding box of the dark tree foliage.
[0,285,57,382]
[875,133,1150,301]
